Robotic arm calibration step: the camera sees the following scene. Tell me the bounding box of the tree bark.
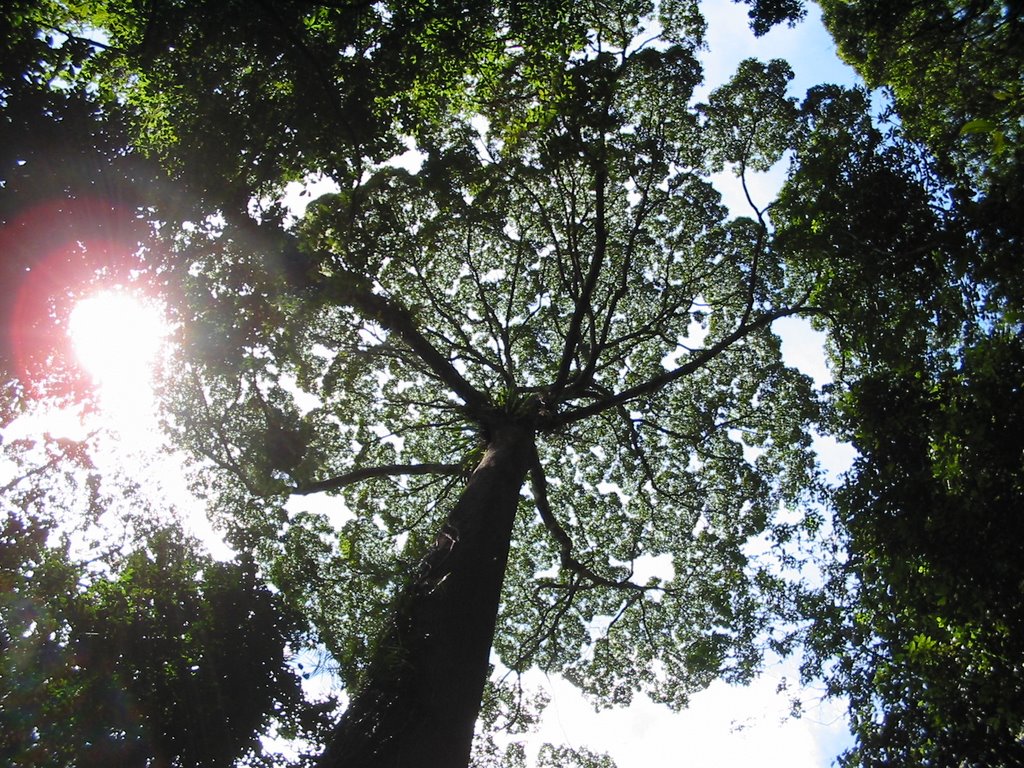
[318,421,535,768]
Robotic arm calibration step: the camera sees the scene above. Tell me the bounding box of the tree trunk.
[318,421,534,768]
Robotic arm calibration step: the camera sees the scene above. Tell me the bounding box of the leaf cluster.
[0,513,328,767]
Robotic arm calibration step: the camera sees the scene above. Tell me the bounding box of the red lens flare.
[1,197,151,400]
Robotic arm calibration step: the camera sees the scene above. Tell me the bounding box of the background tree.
[815,0,1024,313]
[0,520,329,768]
[1,6,326,765]
[761,3,1024,763]
[0,431,330,767]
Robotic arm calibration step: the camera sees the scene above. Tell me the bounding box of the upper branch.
[295,462,467,495]
[332,268,492,415]
[0,431,100,495]
[551,162,609,396]
[551,304,814,428]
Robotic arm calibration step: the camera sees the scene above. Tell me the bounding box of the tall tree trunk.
[318,421,535,768]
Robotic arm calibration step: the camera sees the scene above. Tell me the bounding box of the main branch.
[296,463,467,495]
[552,306,810,427]
[529,445,658,592]
[331,268,491,415]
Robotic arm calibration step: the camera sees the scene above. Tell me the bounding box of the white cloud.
[774,316,830,389]
[523,661,851,768]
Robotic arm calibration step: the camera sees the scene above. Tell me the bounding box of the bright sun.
[68,290,168,413]
[65,291,231,556]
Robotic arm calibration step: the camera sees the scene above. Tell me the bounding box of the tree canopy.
[2,1,1022,767]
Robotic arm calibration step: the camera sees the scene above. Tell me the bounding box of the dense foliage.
[1,513,327,767]
[746,0,1024,764]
